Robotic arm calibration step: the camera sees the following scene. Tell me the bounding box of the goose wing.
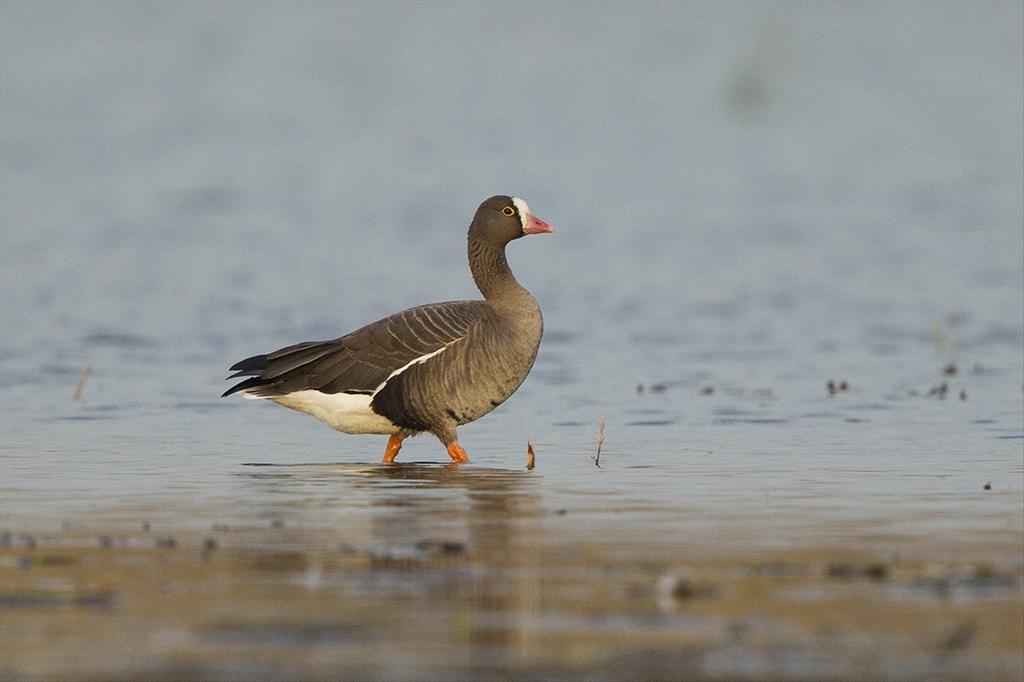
[223,300,485,398]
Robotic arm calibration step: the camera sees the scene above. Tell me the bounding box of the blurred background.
[1,3,1022,679]
[2,1,1020,371]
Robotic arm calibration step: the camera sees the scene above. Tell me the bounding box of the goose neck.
[468,237,527,302]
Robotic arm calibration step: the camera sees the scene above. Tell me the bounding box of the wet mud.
[2,464,1021,681]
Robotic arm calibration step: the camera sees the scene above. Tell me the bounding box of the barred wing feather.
[222,301,483,398]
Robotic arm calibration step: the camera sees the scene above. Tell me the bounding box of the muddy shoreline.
[3,496,1021,681]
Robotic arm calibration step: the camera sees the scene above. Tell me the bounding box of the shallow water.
[1,2,1023,680]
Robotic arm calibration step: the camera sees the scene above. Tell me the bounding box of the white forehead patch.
[511,196,530,229]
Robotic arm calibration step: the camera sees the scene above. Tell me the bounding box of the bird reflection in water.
[236,461,545,652]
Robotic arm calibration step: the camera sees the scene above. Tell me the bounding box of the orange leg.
[382,433,404,464]
[446,442,471,463]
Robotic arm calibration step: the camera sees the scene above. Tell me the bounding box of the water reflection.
[236,462,544,653]
[237,461,538,512]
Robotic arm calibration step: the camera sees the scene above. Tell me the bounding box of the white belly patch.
[258,390,399,434]
[239,338,462,435]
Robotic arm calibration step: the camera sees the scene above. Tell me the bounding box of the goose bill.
[523,213,553,234]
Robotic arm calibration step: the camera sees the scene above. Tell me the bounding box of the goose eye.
[502,206,515,216]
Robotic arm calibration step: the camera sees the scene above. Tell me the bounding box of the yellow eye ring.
[502,206,515,216]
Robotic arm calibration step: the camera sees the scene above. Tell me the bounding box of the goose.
[223,195,553,464]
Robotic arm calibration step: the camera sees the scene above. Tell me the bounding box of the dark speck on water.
[414,539,466,555]
[827,380,850,396]
[826,562,889,582]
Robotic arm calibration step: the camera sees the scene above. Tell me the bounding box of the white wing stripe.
[372,338,461,395]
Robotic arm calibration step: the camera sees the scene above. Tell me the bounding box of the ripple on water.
[82,332,155,348]
[845,403,895,411]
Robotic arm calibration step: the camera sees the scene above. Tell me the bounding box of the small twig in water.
[73,366,92,400]
[591,418,606,468]
[526,442,536,470]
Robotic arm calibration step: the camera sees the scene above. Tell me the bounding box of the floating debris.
[864,563,889,581]
[73,366,92,400]
[827,380,848,396]
[700,386,714,395]
[657,572,718,609]
[983,482,991,490]
[825,561,889,581]
[414,540,466,555]
[591,418,606,468]
[526,442,535,470]
[943,363,958,376]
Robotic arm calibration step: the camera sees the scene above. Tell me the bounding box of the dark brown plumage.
[223,195,553,464]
